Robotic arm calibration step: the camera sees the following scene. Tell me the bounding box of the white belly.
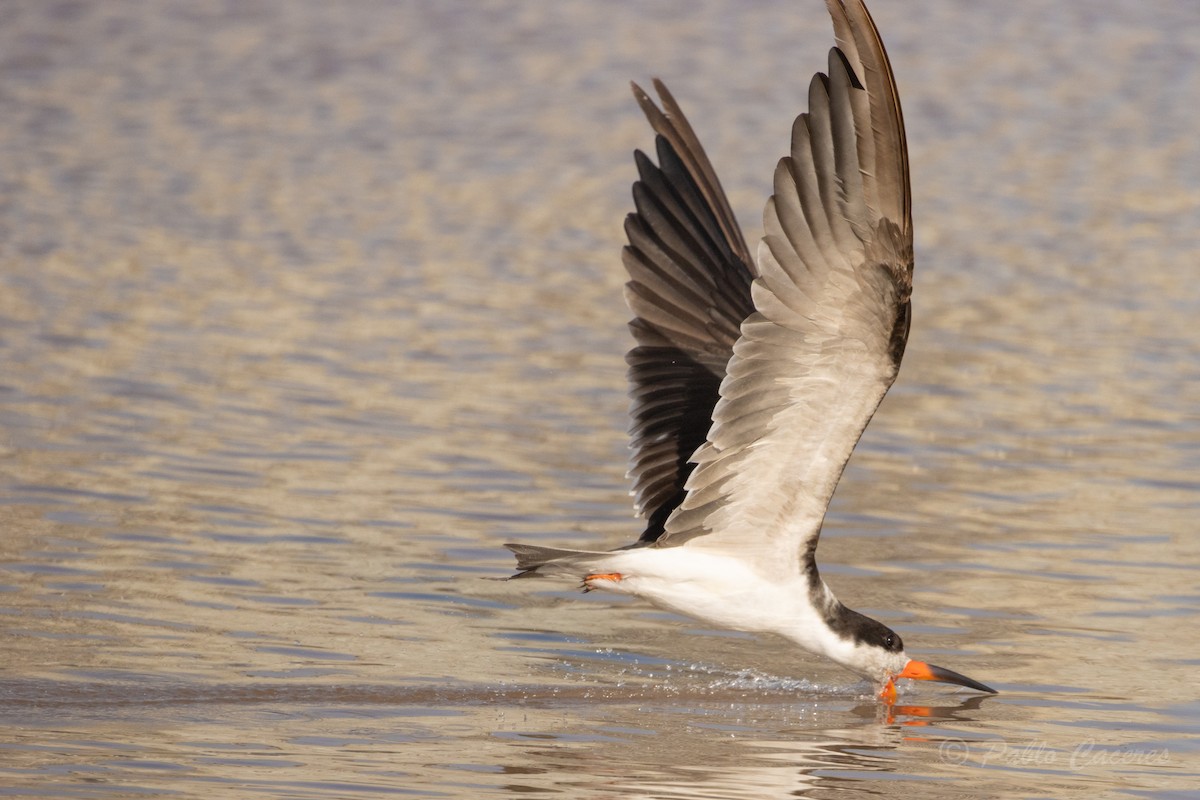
[590,546,824,644]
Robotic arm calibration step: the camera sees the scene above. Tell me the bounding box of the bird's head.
[825,611,997,701]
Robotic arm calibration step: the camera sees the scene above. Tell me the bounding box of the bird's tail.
[504,543,613,579]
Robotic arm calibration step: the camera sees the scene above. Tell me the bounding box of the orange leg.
[581,572,623,593]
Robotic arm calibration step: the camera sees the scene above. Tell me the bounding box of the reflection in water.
[0,0,1197,798]
[0,674,997,796]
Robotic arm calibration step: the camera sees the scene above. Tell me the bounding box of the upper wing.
[623,81,758,542]
[655,0,914,581]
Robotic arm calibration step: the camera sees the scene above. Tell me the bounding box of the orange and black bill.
[898,660,997,694]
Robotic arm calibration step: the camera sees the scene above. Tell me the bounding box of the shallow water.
[1,1,1197,797]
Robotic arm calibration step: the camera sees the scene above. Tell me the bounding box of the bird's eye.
[884,634,894,648]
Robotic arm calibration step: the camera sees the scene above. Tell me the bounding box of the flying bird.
[506,0,995,702]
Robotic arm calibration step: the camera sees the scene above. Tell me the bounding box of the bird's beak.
[897,660,997,694]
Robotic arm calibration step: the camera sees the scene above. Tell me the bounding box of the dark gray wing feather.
[623,84,758,541]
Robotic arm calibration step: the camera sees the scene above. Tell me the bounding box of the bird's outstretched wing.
[623,81,758,542]
[643,0,914,581]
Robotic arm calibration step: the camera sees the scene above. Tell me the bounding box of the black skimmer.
[506,0,996,702]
